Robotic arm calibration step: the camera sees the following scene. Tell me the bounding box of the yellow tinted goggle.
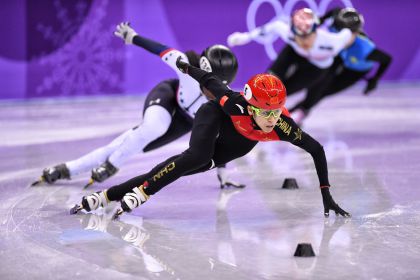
[250,106,282,119]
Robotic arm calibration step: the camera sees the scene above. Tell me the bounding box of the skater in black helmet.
[33,22,242,189]
[289,8,392,123]
[71,57,350,219]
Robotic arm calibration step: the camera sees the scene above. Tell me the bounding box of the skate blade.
[31,177,45,186]
[222,182,246,189]
[83,179,95,189]
[112,208,124,220]
[70,204,83,215]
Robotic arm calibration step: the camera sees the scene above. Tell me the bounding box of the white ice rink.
[1,84,420,279]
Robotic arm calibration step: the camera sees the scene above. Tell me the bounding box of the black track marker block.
[294,243,316,257]
[282,178,299,189]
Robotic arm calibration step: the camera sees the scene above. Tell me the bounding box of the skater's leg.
[106,155,180,201]
[268,45,295,81]
[66,128,133,176]
[88,80,178,184]
[85,105,172,186]
[142,109,193,152]
[107,105,172,167]
[70,80,176,177]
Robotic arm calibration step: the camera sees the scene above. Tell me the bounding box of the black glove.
[321,187,351,218]
[363,78,378,95]
[176,56,189,74]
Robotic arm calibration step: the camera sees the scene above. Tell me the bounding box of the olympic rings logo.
[246,0,354,59]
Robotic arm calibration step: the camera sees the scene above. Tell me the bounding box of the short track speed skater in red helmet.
[242,74,287,110]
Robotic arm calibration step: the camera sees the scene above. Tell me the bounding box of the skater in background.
[289,8,392,123]
[70,57,350,219]
[33,21,243,189]
[227,8,355,96]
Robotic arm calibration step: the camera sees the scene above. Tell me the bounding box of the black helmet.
[200,45,238,85]
[333,8,364,32]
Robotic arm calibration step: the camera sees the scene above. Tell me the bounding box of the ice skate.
[217,167,246,189]
[219,180,246,189]
[111,208,123,220]
[70,191,109,215]
[82,178,95,189]
[31,163,70,186]
[83,160,118,189]
[112,185,149,220]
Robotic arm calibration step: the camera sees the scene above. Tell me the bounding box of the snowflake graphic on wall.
[36,0,124,96]
[36,0,89,51]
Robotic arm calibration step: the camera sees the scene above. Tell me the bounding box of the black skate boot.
[70,190,109,214]
[83,160,118,189]
[113,185,149,220]
[31,163,70,186]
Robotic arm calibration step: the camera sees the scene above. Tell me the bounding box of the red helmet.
[291,8,319,36]
[243,74,287,110]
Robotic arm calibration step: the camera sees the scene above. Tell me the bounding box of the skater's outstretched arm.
[273,113,330,187]
[114,22,168,55]
[114,22,191,74]
[226,18,290,47]
[273,113,351,218]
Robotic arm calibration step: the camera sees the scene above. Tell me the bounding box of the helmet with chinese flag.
[243,74,287,110]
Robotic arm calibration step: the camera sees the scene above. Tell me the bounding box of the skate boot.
[70,190,109,214]
[113,185,149,219]
[216,167,245,189]
[83,160,118,189]
[31,163,70,186]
